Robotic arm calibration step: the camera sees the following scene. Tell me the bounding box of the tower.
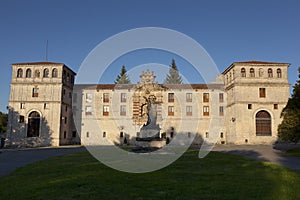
[222,61,290,144]
[7,62,77,147]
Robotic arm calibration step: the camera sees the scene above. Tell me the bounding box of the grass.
[0,150,300,200]
[285,147,300,157]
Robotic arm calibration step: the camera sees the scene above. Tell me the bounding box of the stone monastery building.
[7,61,290,147]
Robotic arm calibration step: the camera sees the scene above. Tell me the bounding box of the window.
[274,104,278,109]
[277,68,282,78]
[19,115,25,123]
[103,132,106,138]
[220,132,224,138]
[259,88,266,98]
[43,68,49,78]
[86,132,89,138]
[259,68,264,77]
[85,106,92,115]
[203,93,209,102]
[205,132,209,138]
[121,93,127,102]
[168,106,174,116]
[67,72,70,82]
[44,103,49,109]
[203,106,209,116]
[72,131,77,138]
[248,104,252,109]
[52,68,58,78]
[219,106,224,116]
[35,70,40,78]
[186,93,192,102]
[103,93,109,103]
[64,131,67,139]
[64,117,67,124]
[120,132,124,138]
[27,111,40,137]
[120,105,126,116]
[250,68,255,77]
[65,105,68,112]
[17,69,23,78]
[168,93,174,102]
[63,70,66,82]
[241,68,246,77]
[103,105,109,116]
[26,69,32,78]
[256,110,271,136]
[20,103,25,109]
[219,93,224,103]
[186,106,192,116]
[268,68,273,78]
[32,87,39,97]
[86,93,92,103]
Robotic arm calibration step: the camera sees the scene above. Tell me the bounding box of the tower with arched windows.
[7,62,78,147]
[222,61,290,144]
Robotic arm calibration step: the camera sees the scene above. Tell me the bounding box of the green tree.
[278,67,300,142]
[0,112,8,133]
[164,59,183,84]
[115,65,131,84]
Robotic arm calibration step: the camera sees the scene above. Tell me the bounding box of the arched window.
[25,69,32,78]
[27,111,40,137]
[43,68,49,78]
[259,68,264,77]
[52,68,58,78]
[250,68,255,77]
[277,68,282,78]
[17,69,23,78]
[268,68,273,78]
[241,68,246,77]
[256,110,271,136]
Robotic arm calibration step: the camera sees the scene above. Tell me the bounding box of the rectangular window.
[219,93,224,103]
[64,117,67,124]
[64,131,67,139]
[65,105,68,112]
[72,131,77,138]
[259,88,266,98]
[274,104,278,109]
[103,93,109,103]
[186,93,192,102]
[248,104,252,109]
[203,106,209,116]
[86,132,89,138]
[32,87,39,97]
[120,105,126,116]
[168,106,174,116]
[206,132,209,138]
[103,105,109,116]
[19,115,25,123]
[121,93,127,103]
[219,106,224,116]
[44,103,49,109]
[20,103,25,109]
[86,93,92,103]
[203,93,209,102]
[85,106,92,115]
[186,106,192,116]
[103,132,106,138]
[168,93,174,102]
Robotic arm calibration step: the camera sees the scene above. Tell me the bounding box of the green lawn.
[0,150,300,200]
[285,147,300,157]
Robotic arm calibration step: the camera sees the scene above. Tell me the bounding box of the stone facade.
[7,62,78,147]
[7,61,290,147]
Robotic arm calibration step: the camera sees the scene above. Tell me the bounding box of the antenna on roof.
[45,40,48,61]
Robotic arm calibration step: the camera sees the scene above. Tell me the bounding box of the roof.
[80,83,223,91]
[222,60,290,75]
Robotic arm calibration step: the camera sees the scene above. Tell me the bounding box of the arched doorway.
[256,110,271,136]
[27,111,40,137]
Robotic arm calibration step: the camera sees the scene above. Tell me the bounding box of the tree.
[114,65,131,84]
[164,59,183,84]
[278,67,300,143]
[0,112,8,133]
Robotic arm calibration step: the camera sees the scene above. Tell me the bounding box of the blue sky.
[0,0,299,112]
